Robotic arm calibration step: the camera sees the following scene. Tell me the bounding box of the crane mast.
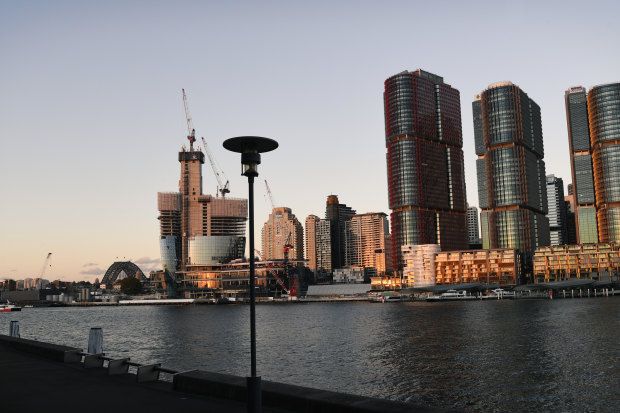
[264,179,276,210]
[182,89,196,150]
[39,253,52,278]
[201,136,230,197]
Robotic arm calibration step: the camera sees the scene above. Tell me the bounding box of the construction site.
[154,90,307,300]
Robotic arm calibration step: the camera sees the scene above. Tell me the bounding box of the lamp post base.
[247,376,262,413]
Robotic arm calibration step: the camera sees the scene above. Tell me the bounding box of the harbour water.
[6,298,620,412]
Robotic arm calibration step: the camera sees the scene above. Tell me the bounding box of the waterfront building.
[466,206,482,248]
[304,215,320,273]
[315,219,333,281]
[333,267,365,283]
[565,83,620,243]
[565,86,598,243]
[344,212,392,275]
[261,207,304,261]
[546,175,568,245]
[533,243,620,282]
[384,69,468,268]
[473,81,550,252]
[588,83,620,243]
[157,141,247,297]
[434,249,520,286]
[401,244,440,287]
[325,195,356,270]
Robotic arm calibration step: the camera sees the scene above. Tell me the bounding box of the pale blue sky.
[1,0,618,281]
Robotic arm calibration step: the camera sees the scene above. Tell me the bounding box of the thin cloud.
[134,257,160,265]
[80,267,105,275]
[82,263,98,267]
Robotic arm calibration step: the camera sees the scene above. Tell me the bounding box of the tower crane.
[254,249,291,295]
[39,253,52,278]
[283,232,293,262]
[264,180,276,210]
[182,89,196,150]
[202,136,230,197]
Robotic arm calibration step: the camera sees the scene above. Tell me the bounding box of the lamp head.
[223,136,279,178]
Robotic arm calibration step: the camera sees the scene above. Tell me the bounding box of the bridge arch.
[101,261,146,286]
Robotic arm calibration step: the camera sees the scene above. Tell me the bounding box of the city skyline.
[2,1,619,281]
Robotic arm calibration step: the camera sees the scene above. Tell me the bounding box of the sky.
[1,0,619,282]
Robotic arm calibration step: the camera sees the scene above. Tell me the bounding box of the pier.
[0,324,451,413]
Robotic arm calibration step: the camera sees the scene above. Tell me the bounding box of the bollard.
[88,327,103,354]
[9,321,20,338]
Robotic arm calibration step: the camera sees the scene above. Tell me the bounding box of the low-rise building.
[434,249,519,286]
[533,243,620,282]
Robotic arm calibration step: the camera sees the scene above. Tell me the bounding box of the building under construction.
[156,90,305,299]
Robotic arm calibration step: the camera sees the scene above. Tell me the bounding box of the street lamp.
[223,136,278,413]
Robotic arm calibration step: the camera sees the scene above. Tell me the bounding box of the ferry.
[0,303,22,312]
[426,290,477,302]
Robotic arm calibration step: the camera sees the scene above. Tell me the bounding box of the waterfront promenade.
[0,334,448,413]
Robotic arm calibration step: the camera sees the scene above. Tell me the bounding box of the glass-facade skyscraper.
[565,82,620,243]
[384,69,467,269]
[473,81,550,252]
[589,83,620,243]
[546,175,568,245]
[565,86,598,243]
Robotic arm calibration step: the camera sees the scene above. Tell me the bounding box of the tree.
[120,277,142,295]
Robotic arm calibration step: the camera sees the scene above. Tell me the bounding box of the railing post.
[9,321,20,338]
[88,327,103,354]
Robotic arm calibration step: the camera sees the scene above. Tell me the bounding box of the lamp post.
[223,136,278,413]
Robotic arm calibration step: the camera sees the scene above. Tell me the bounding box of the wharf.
[0,334,449,413]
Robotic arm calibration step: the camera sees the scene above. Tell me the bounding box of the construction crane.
[254,249,290,295]
[39,253,52,278]
[182,89,196,150]
[264,180,276,210]
[283,232,293,263]
[202,136,230,197]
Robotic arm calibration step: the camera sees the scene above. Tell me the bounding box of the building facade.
[466,206,482,248]
[325,195,356,270]
[157,142,247,297]
[384,69,468,269]
[546,175,568,245]
[474,81,550,252]
[261,207,304,261]
[401,244,440,287]
[304,215,320,273]
[565,86,598,243]
[434,249,520,286]
[533,243,620,282]
[589,83,620,243]
[343,212,392,275]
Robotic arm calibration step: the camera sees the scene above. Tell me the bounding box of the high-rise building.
[158,142,247,296]
[588,83,620,243]
[466,206,482,248]
[546,175,568,245]
[304,215,320,273]
[325,195,356,269]
[344,212,392,275]
[565,86,598,243]
[474,81,550,252]
[261,207,303,260]
[384,69,468,269]
[316,219,332,279]
[566,83,620,243]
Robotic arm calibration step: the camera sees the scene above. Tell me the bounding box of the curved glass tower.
[589,83,620,242]
[384,69,467,269]
[474,82,549,252]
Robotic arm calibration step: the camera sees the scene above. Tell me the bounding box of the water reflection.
[8,299,620,411]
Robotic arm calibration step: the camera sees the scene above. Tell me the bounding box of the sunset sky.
[1,0,618,281]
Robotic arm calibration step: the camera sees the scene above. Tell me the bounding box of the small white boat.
[372,294,401,303]
[481,288,515,300]
[0,303,22,312]
[426,290,477,302]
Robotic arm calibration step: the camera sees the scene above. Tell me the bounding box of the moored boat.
[481,288,516,300]
[426,289,477,302]
[0,303,22,312]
